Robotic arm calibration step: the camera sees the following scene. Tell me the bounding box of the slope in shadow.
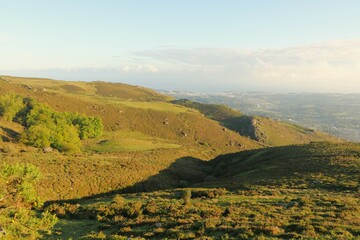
[46,142,360,208]
[45,156,210,205]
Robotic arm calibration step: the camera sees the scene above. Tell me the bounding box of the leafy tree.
[50,124,81,152]
[23,102,54,128]
[69,113,103,139]
[21,125,52,148]
[0,93,25,121]
[0,163,57,239]
[0,94,103,152]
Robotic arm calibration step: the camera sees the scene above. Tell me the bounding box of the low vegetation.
[45,187,359,239]
[0,163,57,239]
[45,142,359,239]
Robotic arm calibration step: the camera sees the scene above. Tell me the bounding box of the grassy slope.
[200,142,360,190]
[224,115,342,146]
[44,142,360,239]
[0,76,358,239]
[0,76,259,152]
[173,99,342,146]
[0,76,260,201]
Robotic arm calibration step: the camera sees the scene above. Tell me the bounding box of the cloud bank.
[134,40,360,92]
[2,40,360,92]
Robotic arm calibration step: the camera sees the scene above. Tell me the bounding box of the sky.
[1,0,360,92]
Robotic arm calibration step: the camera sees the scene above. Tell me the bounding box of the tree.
[69,113,103,139]
[0,94,104,152]
[21,125,52,148]
[0,93,25,121]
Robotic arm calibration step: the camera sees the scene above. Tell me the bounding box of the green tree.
[21,125,52,148]
[0,93,25,121]
[23,102,54,128]
[0,94,103,152]
[70,113,103,139]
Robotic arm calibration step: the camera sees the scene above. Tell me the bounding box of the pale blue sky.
[1,0,360,92]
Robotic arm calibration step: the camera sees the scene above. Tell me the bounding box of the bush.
[0,163,57,239]
[191,188,227,199]
[144,200,157,214]
[112,195,126,210]
[124,202,143,218]
[182,189,192,205]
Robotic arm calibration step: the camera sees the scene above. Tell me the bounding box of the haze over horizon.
[1,0,359,93]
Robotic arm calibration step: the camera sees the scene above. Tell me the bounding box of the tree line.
[0,93,103,152]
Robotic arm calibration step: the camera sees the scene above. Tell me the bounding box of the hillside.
[0,76,171,102]
[200,142,360,190]
[173,99,342,146]
[0,76,261,201]
[0,76,357,239]
[41,142,360,239]
[0,76,260,154]
[167,91,360,142]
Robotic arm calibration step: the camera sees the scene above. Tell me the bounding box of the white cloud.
[2,40,360,92]
[134,40,360,92]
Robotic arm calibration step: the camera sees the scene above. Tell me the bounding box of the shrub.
[112,195,126,210]
[144,200,157,214]
[0,163,57,239]
[21,124,52,148]
[182,189,192,205]
[124,202,143,218]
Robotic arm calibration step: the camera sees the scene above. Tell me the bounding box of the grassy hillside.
[42,142,360,239]
[173,99,342,146]
[223,115,342,146]
[172,99,243,121]
[200,142,360,190]
[0,76,171,102]
[0,76,357,239]
[0,76,260,202]
[0,76,260,153]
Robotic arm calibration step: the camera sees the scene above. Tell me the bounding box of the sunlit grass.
[84,130,181,152]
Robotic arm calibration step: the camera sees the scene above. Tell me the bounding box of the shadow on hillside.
[45,142,359,206]
[122,156,211,193]
[222,116,257,140]
[0,126,20,142]
[45,156,211,205]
